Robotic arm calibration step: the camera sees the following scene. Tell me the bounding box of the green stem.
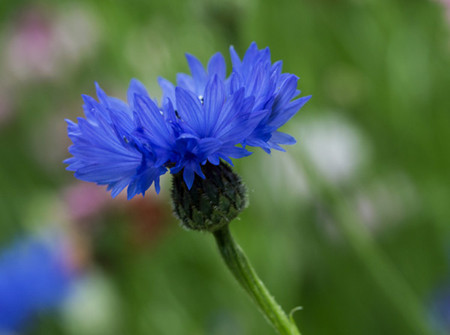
[213,225,302,335]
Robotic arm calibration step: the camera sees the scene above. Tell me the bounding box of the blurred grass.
[0,0,450,334]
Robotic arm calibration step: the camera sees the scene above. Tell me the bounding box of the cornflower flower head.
[65,42,310,198]
[66,76,264,195]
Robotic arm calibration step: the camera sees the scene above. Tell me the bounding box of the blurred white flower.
[253,112,371,201]
[354,172,420,233]
[62,272,122,335]
[296,113,371,184]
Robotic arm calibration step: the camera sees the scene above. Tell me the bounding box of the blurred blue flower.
[66,43,310,197]
[429,286,450,333]
[0,234,73,332]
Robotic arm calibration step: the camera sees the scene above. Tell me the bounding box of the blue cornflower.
[429,286,450,333]
[65,43,310,198]
[0,235,72,332]
[66,77,263,194]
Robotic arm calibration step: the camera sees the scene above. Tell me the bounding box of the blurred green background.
[1,0,450,334]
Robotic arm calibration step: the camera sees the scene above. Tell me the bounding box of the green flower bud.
[171,163,248,232]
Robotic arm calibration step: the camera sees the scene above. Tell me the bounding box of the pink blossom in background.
[5,8,58,80]
[63,183,111,223]
[4,5,100,82]
[435,0,450,22]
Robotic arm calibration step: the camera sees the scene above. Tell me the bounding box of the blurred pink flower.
[436,0,450,22]
[4,5,100,82]
[63,182,111,223]
[5,8,58,80]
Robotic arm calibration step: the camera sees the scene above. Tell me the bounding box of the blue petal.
[268,142,286,152]
[241,42,259,75]
[203,75,226,134]
[229,45,242,71]
[271,61,283,78]
[175,87,204,135]
[127,79,150,110]
[269,95,311,129]
[94,84,129,115]
[127,165,167,199]
[192,163,206,179]
[219,155,233,165]
[208,154,220,165]
[244,137,272,153]
[219,146,252,159]
[185,53,207,94]
[207,52,226,80]
[227,72,244,95]
[270,131,296,145]
[65,119,80,136]
[95,82,109,106]
[133,94,175,150]
[212,91,256,142]
[161,97,179,125]
[176,73,196,92]
[194,137,222,160]
[82,94,106,122]
[75,161,139,184]
[158,77,176,106]
[210,88,245,137]
[183,167,195,190]
[272,75,299,111]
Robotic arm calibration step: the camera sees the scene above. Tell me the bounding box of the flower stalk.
[171,163,302,335]
[213,225,302,335]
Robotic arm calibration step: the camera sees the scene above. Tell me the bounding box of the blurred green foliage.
[0,0,450,334]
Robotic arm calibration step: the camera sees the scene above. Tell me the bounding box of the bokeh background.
[1,0,450,334]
